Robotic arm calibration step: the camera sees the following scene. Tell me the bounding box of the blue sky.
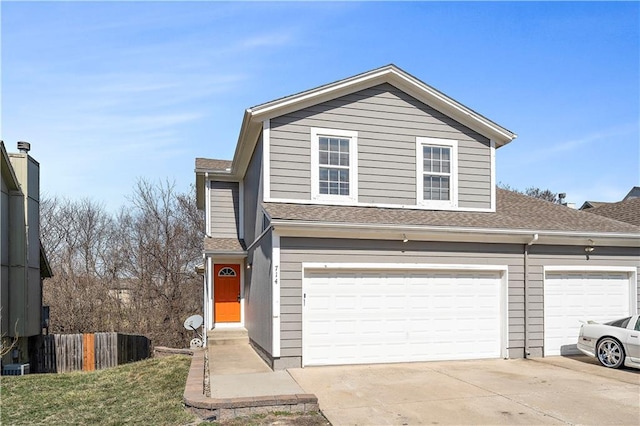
[2,1,638,211]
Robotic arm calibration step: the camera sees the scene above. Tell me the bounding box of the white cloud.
[546,123,638,156]
[239,32,293,49]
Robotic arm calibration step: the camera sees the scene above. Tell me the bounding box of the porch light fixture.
[246,262,252,269]
[584,239,595,260]
[402,234,409,243]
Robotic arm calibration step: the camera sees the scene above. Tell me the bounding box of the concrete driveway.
[288,356,640,425]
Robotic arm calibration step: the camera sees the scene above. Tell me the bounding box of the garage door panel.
[303,269,503,366]
[544,271,631,356]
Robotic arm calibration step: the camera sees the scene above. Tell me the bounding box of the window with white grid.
[311,128,358,202]
[416,137,458,208]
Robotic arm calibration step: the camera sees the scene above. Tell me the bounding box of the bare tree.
[116,179,203,347]
[499,183,558,203]
[40,197,120,333]
[41,180,204,347]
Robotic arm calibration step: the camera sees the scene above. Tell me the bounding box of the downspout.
[524,233,538,358]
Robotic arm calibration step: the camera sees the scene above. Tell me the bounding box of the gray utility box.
[2,363,30,375]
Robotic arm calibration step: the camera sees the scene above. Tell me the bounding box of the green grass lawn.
[0,355,197,425]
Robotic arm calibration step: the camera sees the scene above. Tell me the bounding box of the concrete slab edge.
[183,348,319,421]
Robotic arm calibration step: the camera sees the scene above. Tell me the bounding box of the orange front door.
[214,264,241,323]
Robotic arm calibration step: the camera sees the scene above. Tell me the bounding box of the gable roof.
[229,64,517,180]
[584,198,640,227]
[623,186,640,201]
[578,201,609,210]
[264,189,639,246]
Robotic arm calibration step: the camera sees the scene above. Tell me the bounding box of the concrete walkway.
[183,341,318,421]
[208,344,306,399]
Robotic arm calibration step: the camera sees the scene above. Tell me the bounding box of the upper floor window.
[416,137,458,208]
[311,128,358,202]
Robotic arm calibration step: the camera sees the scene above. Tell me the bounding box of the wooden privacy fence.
[30,332,151,373]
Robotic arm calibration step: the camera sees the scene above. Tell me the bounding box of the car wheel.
[596,337,625,369]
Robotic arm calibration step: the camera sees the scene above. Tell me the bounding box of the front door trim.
[213,263,243,326]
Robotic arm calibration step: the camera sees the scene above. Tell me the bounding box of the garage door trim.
[543,265,638,357]
[301,262,509,366]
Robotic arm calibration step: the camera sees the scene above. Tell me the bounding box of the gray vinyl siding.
[243,135,263,244]
[269,83,492,208]
[272,238,640,368]
[244,231,272,356]
[209,181,239,239]
[1,188,8,336]
[243,135,274,356]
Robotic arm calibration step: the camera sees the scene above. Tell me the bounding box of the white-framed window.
[311,127,358,202]
[416,137,458,208]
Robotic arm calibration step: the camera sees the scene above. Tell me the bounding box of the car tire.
[596,337,625,369]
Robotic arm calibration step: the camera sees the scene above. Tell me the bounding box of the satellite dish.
[184,314,203,331]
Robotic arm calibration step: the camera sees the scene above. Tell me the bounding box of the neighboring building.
[623,186,640,201]
[579,186,640,211]
[584,198,640,227]
[1,141,52,367]
[579,201,609,210]
[195,65,639,370]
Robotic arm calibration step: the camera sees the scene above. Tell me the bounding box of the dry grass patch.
[0,355,196,425]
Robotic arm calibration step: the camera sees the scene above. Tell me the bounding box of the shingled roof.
[584,198,640,227]
[263,189,640,235]
[203,237,246,253]
[195,158,232,172]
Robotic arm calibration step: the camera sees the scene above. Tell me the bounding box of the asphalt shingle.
[195,158,232,172]
[263,189,640,234]
[204,237,246,253]
[584,198,640,227]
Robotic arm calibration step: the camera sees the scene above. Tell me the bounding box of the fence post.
[83,333,95,371]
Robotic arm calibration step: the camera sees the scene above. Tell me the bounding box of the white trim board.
[272,232,281,358]
[543,266,638,273]
[263,119,271,200]
[303,262,508,271]
[213,323,244,329]
[490,140,496,212]
[263,197,495,212]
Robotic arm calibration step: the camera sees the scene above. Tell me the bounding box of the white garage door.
[544,271,632,356]
[303,269,503,366]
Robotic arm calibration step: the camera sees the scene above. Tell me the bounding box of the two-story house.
[195,65,639,370]
[1,141,52,368]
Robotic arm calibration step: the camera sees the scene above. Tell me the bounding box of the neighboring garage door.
[303,268,504,366]
[544,271,632,356]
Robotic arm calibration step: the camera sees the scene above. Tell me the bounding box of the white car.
[577,314,640,369]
